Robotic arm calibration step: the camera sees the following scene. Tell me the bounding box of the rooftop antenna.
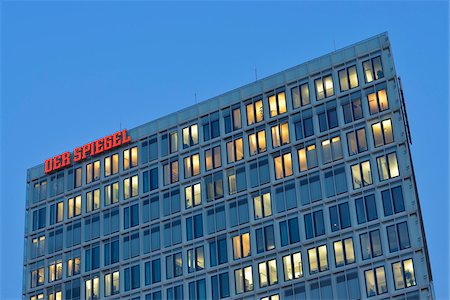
[254,66,258,81]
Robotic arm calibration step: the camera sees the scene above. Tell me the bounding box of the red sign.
[44,129,131,174]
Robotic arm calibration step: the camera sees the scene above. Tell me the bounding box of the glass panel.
[382,119,393,144]
[378,89,388,111]
[403,259,416,287]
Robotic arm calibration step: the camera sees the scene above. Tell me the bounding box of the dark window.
[256,224,275,253]
[381,186,405,216]
[304,210,325,239]
[355,194,377,224]
[360,229,383,260]
[387,221,411,253]
[280,217,300,246]
[209,235,228,267]
[329,202,351,232]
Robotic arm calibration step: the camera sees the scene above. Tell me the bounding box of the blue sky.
[1,1,448,299]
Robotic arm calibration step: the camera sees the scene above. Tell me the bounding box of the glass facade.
[23,33,433,300]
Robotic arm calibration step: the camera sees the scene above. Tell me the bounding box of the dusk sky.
[1,2,448,299]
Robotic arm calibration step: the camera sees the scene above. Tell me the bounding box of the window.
[271,122,290,148]
[30,265,45,288]
[47,227,63,253]
[211,272,230,300]
[256,224,275,253]
[333,238,355,267]
[142,167,158,193]
[364,266,387,297]
[291,82,310,108]
[163,160,179,185]
[124,203,139,229]
[183,153,200,178]
[144,258,161,285]
[86,160,100,184]
[186,213,203,241]
[227,166,247,194]
[103,239,119,266]
[235,266,254,294]
[377,152,400,181]
[202,112,220,141]
[360,229,383,260]
[347,128,368,156]
[324,166,347,197]
[248,157,270,188]
[205,146,221,171]
[65,221,82,248]
[229,197,249,227]
[75,168,82,188]
[47,290,61,300]
[304,210,325,239]
[280,217,300,246]
[232,232,251,260]
[84,245,100,271]
[372,119,394,147]
[246,98,264,125]
[68,195,82,219]
[315,75,334,100]
[182,124,199,148]
[30,235,45,259]
[274,152,293,179]
[355,194,378,224]
[282,252,303,281]
[258,259,278,287]
[261,295,279,300]
[381,186,405,216]
[336,270,361,299]
[308,245,328,274]
[329,202,351,232]
[368,88,389,114]
[351,160,372,189]
[299,173,322,205]
[224,106,242,133]
[143,225,160,253]
[205,171,223,201]
[85,189,100,213]
[104,271,119,296]
[102,208,119,236]
[226,137,244,163]
[167,285,183,299]
[293,109,314,140]
[140,135,158,164]
[268,91,287,117]
[49,172,64,197]
[249,129,267,155]
[123,231,140,260]
[339,65,359,91]
[317,101,338,132]
[48,260,63,282]
[188,279,206,300]
[342,93,363,123]
[392,259,416,290]
[161,131,178,156]
[166,252,183,279]
[123,175,138,199]
[387,221,411,252]
[30,293,44,300]
[253,191,272,219]
[206,205,226,234]
[32,207,46,230]
[321,136,342,163]
[84,276,99,300]
[123,146,138,170]
[104,182,119,206]
[124,264,140,291]
[274,181,297,213]
[362,56,384,83]
[209,235,228,266]
[187,246,204,273]
[298,144,318,172]
[185,183,201,209]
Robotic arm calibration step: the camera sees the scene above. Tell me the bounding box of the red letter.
[44,159,53,173]
[90,142,95,156]
[82,144,91,159]
[104,136,113,150]
[95,139,103,155]
[121,130,131,144]
[73,147,82,162]
[112,132,121,147]
[54,155,62,170]
[61,152,71,167]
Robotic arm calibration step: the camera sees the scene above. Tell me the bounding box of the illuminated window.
[185,183,201,209]
[182,124,199,149]
[274,152,293,179]
[377,152,399,181]
[253,192,272,220]
[232,232,251,260]
[261,295,279,300]
[360,229,383,260]
[163,160,179,185]
[249,129,267,156]
[347,128,367,156]
[308,245,328,274]
[86,188,100,213]
[30,266,45,287]
[67,256,81,277]
[68,195,82,218]
[183,153,200,178]
[338,65,359,92]
[234,266,254,294]
[258,259,278,288]
[30,235,45,259]
[318,102,338,132]
[104,271,120,296]
[364,267,387,297]
[268,91,287,117]
[351,160,372,189]
[282,252,303,281]
[187,246,204,273]
[387,221,411,253]
[86,160,100,184]
[104,153,119,177]
[246,99,264,125]
[271,122,290,148]
[104,182,119,206]
[47,291,61,300]
[224,106,242,133]
[298,144,318,172]
[85,275,100,300]
[74,167,82,188]
[48,260,63,282]
[362,56,384,83]
[368,89,389,114]
[315,75,334,100]
[291,82,310,108]
[321,136,342,163]
[226,137,244,163]
[123,175,138,199]
[227,166,246,195]
[333,238,355,267]
[123,146,138,170]
[30,294,44,300]
[392,258,416,290]
[342,94,363,123]
[205,146,221,171]
[49,201,64,225]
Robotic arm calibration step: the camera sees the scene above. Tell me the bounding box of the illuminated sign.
[44,129,131,174]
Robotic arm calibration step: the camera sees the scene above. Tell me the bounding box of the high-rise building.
[23,32,434,300]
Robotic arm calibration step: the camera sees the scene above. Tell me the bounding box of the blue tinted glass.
[150,168,158,190]
[259,159,270,184]
[304,117,314,137]
[313,210,325,236]
[392,187,405,213]
[288,217,300,243]
[381,190,393,216]
[286,183,297,210]
[218,237,227,264]
[256,228,264,253]
[329,206,339,232]
[275,186,285,213]
[280,221,288,246]
[355,198,366,224]
[318,113,328,132]
[304,214,314,239]
[209,241,217,267]
[365,195,377,221]
[339,203,351,229]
